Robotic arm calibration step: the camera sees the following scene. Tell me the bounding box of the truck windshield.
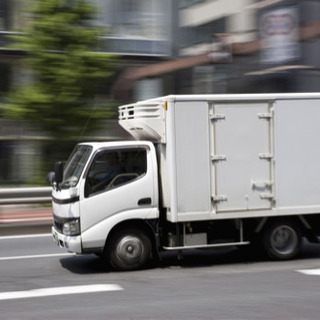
[61,145,92,188]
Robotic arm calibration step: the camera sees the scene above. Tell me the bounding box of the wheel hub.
[271,226,297,254]
[116,235,143,264]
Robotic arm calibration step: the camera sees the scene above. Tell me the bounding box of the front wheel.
[106,227,152,271]
[262,219,302,260]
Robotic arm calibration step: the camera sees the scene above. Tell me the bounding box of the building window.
[0,0,28,31]
[179,0,206,10]
[179,18,225,48]
[0,63,11,96]
[112,0,167,39]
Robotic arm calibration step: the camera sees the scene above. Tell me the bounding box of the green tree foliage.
[5,0,117,143]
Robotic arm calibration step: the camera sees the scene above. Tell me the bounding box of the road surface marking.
[0,233,52,240]
[0,253,75,261]
[297,269,320,275]
[0,284,123,301]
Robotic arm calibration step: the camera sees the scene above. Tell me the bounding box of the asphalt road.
[1,233,320,319]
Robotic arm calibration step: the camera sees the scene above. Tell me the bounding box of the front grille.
[53,215,64,233]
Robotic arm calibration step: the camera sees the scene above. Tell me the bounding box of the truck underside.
[100,212,320,271]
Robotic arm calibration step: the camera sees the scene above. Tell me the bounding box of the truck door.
[212,102,273,212]
[79,145,157,234]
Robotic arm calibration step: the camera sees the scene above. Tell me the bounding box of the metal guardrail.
[0,187,52,205]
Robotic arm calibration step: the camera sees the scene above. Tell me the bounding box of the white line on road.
[0,253,75,261]
[297,269,320,275]
[0,284,123,301]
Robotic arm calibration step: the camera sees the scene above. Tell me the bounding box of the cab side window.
[85,148,147,197]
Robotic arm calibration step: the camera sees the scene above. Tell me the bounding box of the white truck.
[49,93,320,270]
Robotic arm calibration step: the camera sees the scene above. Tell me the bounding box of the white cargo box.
[119,93,320,223]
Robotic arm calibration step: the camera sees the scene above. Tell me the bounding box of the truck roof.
[141,92,320,103]
[118,92,320,143]
[78,140,153,151]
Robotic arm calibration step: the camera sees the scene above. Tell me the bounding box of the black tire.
[262,219,302,260]
[106,227,152,271]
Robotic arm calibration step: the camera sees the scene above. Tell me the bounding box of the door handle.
[138,198,152,205]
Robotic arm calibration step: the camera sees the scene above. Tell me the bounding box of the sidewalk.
[0,205,52,224]
[0,205,52,236]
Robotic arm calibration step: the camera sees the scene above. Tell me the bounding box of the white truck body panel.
[214,102,272,212]
[52,189,80,219]
[274,99,320,207]
[119,93,320,223]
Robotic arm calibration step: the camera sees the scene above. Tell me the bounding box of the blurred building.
[1,0,320,184]
[228,0,320,93]
[122,0,320,95]
[0,0,177,184]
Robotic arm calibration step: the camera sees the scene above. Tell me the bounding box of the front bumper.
[52,226,82,254]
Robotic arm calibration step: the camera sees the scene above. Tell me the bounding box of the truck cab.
[51,140,159,270]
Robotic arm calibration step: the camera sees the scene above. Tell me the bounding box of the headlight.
[62,219,80,236]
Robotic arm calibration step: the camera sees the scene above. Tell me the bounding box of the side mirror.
[47,171,55,185]
[54,161,63,184]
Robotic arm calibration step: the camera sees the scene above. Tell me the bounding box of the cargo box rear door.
[213,102,273,212]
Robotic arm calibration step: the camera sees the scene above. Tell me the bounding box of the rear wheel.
[106,227,152,271]
[262,219,302,260]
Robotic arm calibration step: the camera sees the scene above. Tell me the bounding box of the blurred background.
[0,0,319,186]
